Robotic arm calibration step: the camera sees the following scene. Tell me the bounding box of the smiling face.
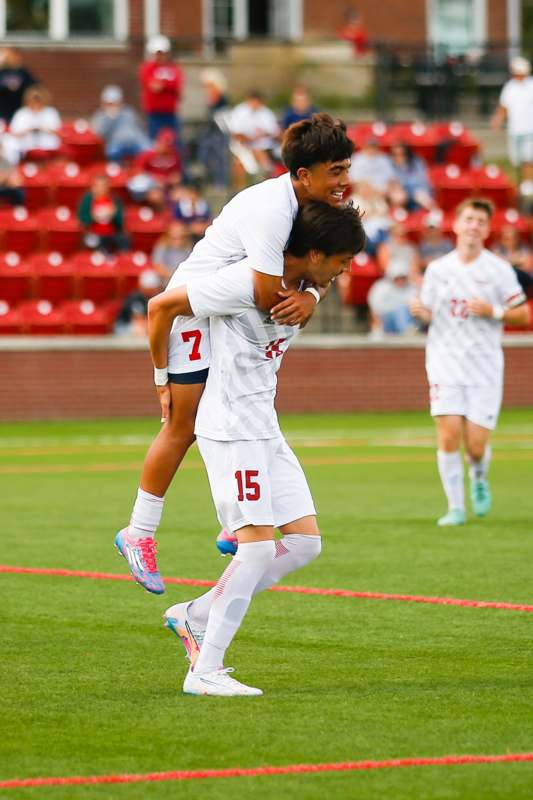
[453,206,491,249]
[296,159,351,207]
[303,249,353,287]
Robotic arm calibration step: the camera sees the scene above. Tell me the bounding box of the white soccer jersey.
[166,172,298,289]
[420,248,525,387]
[187,260,300,441]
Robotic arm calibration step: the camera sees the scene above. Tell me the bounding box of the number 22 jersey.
[420,248,525,387]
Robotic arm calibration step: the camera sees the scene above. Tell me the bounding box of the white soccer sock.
[253,534,322,594]
[128,487,164,541]
[188,534,322,627]
[437,450,465,511]
[467,445,492,483]
[193,540,276,675]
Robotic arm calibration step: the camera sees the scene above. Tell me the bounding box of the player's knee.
[291,534,322,568]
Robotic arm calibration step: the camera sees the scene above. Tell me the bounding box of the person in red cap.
[138,35,183,143]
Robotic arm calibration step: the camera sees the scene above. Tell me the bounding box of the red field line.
[1,752,533,789]
[1,564,533,613]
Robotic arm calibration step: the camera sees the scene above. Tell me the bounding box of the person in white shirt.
[410,198,529,527]
[367,262,417,338]
[9,85,61,159]
[147,201,365,696]
[229,89,280,186]
[349,137,394,197]
[114,114,354,595]
[491,56,533,187]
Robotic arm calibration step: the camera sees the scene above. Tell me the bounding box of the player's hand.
[156,384,171,423]
[467,297,492,318]
[270,290,317,327]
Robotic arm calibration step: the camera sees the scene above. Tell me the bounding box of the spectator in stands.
[114,269,162,336]
[78,174,129,255]
[91,85,151,163]
[388,142,435,211]
[197,68,230,189]
[133,127,181,185]
[418,213,454,273]
[491,224,533,296]
[338,8,369,57]
[350,181,390,255]
[151,221,192,285]
[9,85,61,160]
[491,56,533,194]
[367,262,417,339]
[170,180,211,242]
[0,135,24,205]
[349,137,394,200]
[377,223,420,282]
[0,48,37,124]
[230,90,280,188]
[138,35,183,143]
[281,85,319,130]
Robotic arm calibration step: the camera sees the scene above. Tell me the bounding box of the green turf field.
[2,409,533,799]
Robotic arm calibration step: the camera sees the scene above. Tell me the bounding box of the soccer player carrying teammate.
[115,114,353,593]
[410,199,529,526]
[147,201,365,695]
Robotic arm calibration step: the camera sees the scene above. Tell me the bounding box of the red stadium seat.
[0,252,33,304]
[28,251,75,304]
[386,122,439,163]
[17,299,67,334]
[0,206,40,254]
[0,300,22,334]
[347,121,388,150]
[61,299,113,334]
[124,206,170,252]
[49,162,91,209]
[428,164,473,210]
[70,250,120,302]
[60,119,104,165]
[431,122,480,168]
[491,208,531,243]
[18,162,51,209]
[116,250,151,294]
[345,252,381,305]
[470,165,515,208]
[38,206,82,255]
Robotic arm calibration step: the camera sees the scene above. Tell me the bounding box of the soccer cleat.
[164,601,205,667]
[470,479,492,517]
[114,528,165,594]
[183,667,263,697]
[216,528,238,557]
[437,508,466,527]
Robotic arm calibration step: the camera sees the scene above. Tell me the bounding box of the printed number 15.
[235,470,261,501]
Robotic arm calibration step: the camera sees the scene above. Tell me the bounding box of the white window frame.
[426,0,487,51]
[507,0,521,57]
[0,0,128,42]
[203,0,302,44]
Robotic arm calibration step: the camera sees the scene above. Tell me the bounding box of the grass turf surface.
[2,408,533,799]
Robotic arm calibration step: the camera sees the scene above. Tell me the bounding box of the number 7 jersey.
[420,248,525,387]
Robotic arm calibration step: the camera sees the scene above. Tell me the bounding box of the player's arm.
[409,296,432,324]
[467,298,530,325]
[490,103,507,130]
[147,287,193,420]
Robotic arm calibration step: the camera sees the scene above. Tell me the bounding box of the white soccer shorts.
[429,384,503,430]
[196,435,316,532]
[167,316,210,375]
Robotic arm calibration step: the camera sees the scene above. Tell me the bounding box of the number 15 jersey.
[420,248,525,387]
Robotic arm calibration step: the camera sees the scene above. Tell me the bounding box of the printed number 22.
[235,470,261,501]
[181,329,202,361]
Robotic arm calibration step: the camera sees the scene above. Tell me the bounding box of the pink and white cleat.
[114,528,165,594]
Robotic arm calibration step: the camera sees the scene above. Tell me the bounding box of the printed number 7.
[181,329,202,361]
[235,470,261,501]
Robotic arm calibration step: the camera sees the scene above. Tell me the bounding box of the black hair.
[286,201,366,257]
[281,113,354,176]
[455,197,494,219]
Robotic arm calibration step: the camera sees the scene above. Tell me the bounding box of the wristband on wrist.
[492,304,504,321]
[304,286,320,304]
[153,366,169,386]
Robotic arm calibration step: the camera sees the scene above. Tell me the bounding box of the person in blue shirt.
[281,85,319,131]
